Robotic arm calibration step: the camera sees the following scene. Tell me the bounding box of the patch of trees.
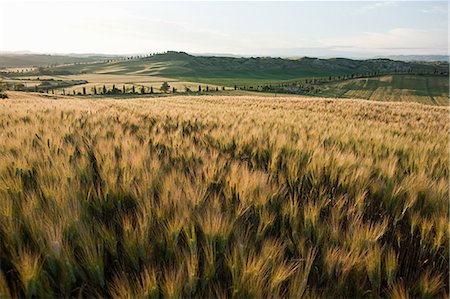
[160,82,170,93]
[239,83,321,95]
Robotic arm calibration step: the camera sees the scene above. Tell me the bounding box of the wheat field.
[0,92,448,298]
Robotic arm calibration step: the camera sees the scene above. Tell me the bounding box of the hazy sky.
[0,1,448,57]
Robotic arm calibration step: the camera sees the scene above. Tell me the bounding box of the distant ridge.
[383,55,449,62]
[0,53,121,68]
[1,51,449,68]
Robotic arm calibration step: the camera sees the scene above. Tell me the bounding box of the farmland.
[3,73,447,105]
[0,92,448,298]
[1,73,229,95]
[2,52,448,105]
[314,75,449,105]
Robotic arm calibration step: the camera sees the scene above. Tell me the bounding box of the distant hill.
[11,51,450,86]
[383,55,450,62]
[0,53,119,68]
[142,51,448,76]
[117,52,449,84]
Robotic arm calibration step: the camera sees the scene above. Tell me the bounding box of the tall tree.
[160,82,170,93]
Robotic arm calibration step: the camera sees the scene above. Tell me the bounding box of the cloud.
[422,4,448,15]
[0,1,446,56]
[247,27,448,57]
[350,1,398,15]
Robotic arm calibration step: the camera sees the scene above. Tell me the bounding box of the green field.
[315,75,449,105]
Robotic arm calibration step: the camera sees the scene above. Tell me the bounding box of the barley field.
[0,92,448,298]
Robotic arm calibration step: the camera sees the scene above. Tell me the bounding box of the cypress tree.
[160,82,170,93]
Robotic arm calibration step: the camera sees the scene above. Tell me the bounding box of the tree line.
[61,82,227,96]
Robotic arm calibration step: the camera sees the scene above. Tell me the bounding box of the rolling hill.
[2,52,448,105]
[42,51,449,86]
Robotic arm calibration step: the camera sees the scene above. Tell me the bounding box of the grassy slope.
[0,92,448,298]
[316,75,449,105]
[48,52,449,86]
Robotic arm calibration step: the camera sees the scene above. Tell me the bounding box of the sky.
[0,0,448,58]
